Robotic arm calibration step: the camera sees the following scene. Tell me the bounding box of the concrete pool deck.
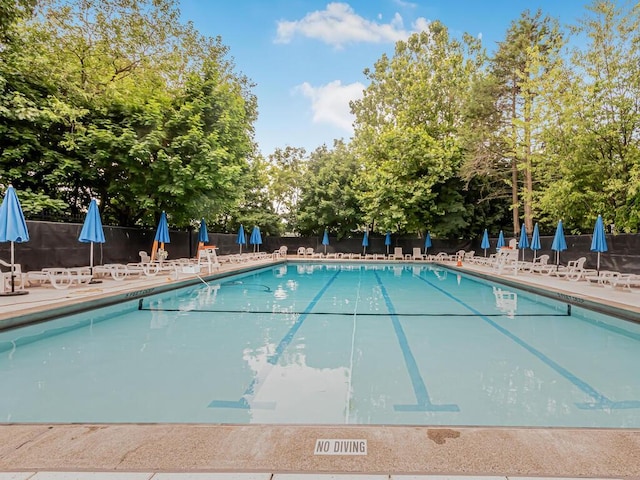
[1,257,639,478]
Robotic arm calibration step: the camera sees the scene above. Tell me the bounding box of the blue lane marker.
[209,269,342,410]
[373,271,459,412]
[414,271,640,411]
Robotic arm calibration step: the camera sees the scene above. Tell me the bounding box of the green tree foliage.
[0,0,256,229]
[537,0,640,232]
[296,140,363,239]
[267,146,307,232]
[465,10,564,235]
[351,23,482,237]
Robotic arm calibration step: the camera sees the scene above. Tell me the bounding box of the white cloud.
[392,0,418,8]
[275,2,429,48]
[295,80,365,132]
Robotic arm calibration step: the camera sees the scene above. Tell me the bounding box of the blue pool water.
[1,262,639,427]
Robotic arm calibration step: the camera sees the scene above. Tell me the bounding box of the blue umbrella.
[198,218,209,245]
[0,186,29,295]
[590,215,608,274]
[480,229,490,257]
[236,224,246,254]
[322,228,329,254]
[152,211,170,262]
[530,223,541,260]
[424,231,432,256]
[497,230,506,249]
[518,223,529,261]
[362,230,369,255]
[78,198,105,274]
[551,220,567,268]
[250,225,262,252]
[384,231,392,255]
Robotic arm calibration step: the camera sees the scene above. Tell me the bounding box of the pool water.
[1,263,639,427]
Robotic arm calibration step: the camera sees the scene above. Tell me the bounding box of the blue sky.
[177,0,595,156]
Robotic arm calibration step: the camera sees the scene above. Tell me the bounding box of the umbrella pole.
[597,252,601,275]
[10,241,15,293]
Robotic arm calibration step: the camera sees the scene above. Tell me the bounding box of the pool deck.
[1,257,639,479]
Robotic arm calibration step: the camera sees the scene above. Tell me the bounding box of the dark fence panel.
[1,221,639,274]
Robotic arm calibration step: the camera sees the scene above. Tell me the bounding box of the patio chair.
[26,267,92,289]
[550,257,593,281]
[611,273,640,291]
[427,251,448,262]
[519,254,549,273]
[412,247,424,261]
[389,247,403,260]
[297,247,306,256]
[0,259,27,293]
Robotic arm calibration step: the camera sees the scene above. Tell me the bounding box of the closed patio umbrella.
[551,220,567,269]
[497,230,505,249]
[78,198,105,280]
[530,223,541,261]
[198,218,209,248]
[424,231,432,256]
[250,226,262,252]
[0,186,29,296]
[322,228,329,254]
[480,229,490,257]
[384,231,391,255]
[590,215,608,275]
[236,224,246,254]
[518,223,529,261]
[151,211,170,262]
[362,230,369,255]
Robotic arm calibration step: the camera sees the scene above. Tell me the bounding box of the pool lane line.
[138,307,570,317]
[344,266,363,424]
[373,271,460,413]
[208,269,342,410]
[413,272,640,411]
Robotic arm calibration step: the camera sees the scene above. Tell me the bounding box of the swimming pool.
[1,262,639,427]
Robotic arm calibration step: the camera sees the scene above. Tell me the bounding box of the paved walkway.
[1,258,639,479]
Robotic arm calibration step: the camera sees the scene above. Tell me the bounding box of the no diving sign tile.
[314,438,368,455]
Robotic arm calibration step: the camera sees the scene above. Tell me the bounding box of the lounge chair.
[412,248,424,261]
[297,247,306,256]
[427,251,448,262]
[550,257,594,281]
[273,246,288,258]
[519,254,550,273]
[389,247,403,260]
[26,267,92,289]
[492,249,518,274]
[93,263,139,281]
[611,273,640,291]
[584,270,620,287]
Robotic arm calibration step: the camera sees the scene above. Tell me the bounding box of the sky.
[177,0,596,156]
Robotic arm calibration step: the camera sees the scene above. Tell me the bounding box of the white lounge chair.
[26,267,92,289]
[550,257,594,281]
[412,248,424,261]
[519,254,550,273]
[297,247,306,256]
[611,273,640,291]
[389,247,403,260]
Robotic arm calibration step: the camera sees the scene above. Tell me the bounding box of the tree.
[537,0,640,232]
[1,0,257,228]
[351,23,482,236]
[485,10,564,234]
[267,146,307,232]
[296,140,363,239]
